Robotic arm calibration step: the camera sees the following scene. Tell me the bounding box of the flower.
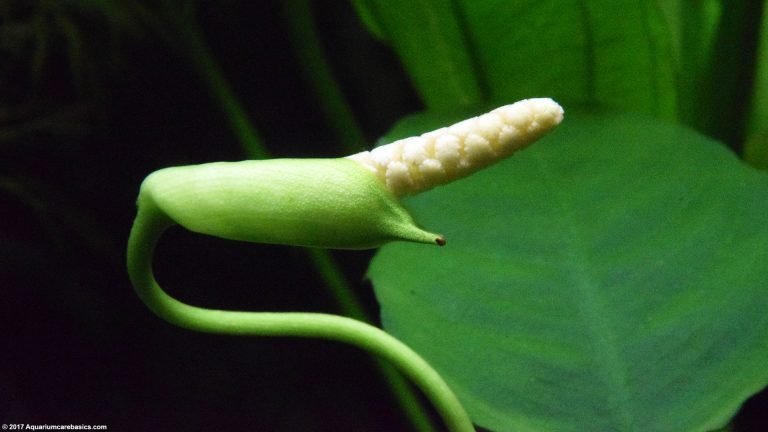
[347,98,564,197]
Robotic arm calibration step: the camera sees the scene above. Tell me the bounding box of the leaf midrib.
[531,151,637,430]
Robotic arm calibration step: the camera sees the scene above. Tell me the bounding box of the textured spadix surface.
[348,98,563,196]
[369,110,768,432]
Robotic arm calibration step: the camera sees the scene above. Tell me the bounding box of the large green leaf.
[352,0,677,118]
[368,110,768,431]
[460,1,677,118]
[349,0,485,109]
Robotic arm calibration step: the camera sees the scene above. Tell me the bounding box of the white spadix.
[347,98,564,197]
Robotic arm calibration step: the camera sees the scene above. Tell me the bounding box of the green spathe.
[140,158,442,249]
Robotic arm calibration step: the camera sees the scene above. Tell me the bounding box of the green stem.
[683,0,765,151]
[170,6,269,160]
[159,7,450,430]
[305,247,441,432]
[163,6,370,324]
[127,197,475,432]
[282,0,367,154]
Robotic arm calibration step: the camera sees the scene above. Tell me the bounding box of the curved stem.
[140,5,444,428]
[127,196,474,432]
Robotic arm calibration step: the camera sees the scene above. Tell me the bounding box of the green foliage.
[355,1,768,431]
[370,110,768,431]
[354,0,677,118]
[5,0,766,430]
[350,0,484,109]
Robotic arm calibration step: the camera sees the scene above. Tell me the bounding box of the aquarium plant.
[127,99,564,432]
[121,1,767,431]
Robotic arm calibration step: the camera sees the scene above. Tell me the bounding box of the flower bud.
[139,158,443,249]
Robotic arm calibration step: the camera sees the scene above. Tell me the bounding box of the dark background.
[2,1,425,430]
[1,1,766,431]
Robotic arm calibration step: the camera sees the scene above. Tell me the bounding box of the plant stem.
[683,0,765,151]
[126,199,475,432]
[282,0,367,154]
[170,8,269,160]
[152,6,450,430]
[305,247,441,432]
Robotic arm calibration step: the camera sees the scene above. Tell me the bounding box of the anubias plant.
[129,1,768,431]
[127,99,564,432]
